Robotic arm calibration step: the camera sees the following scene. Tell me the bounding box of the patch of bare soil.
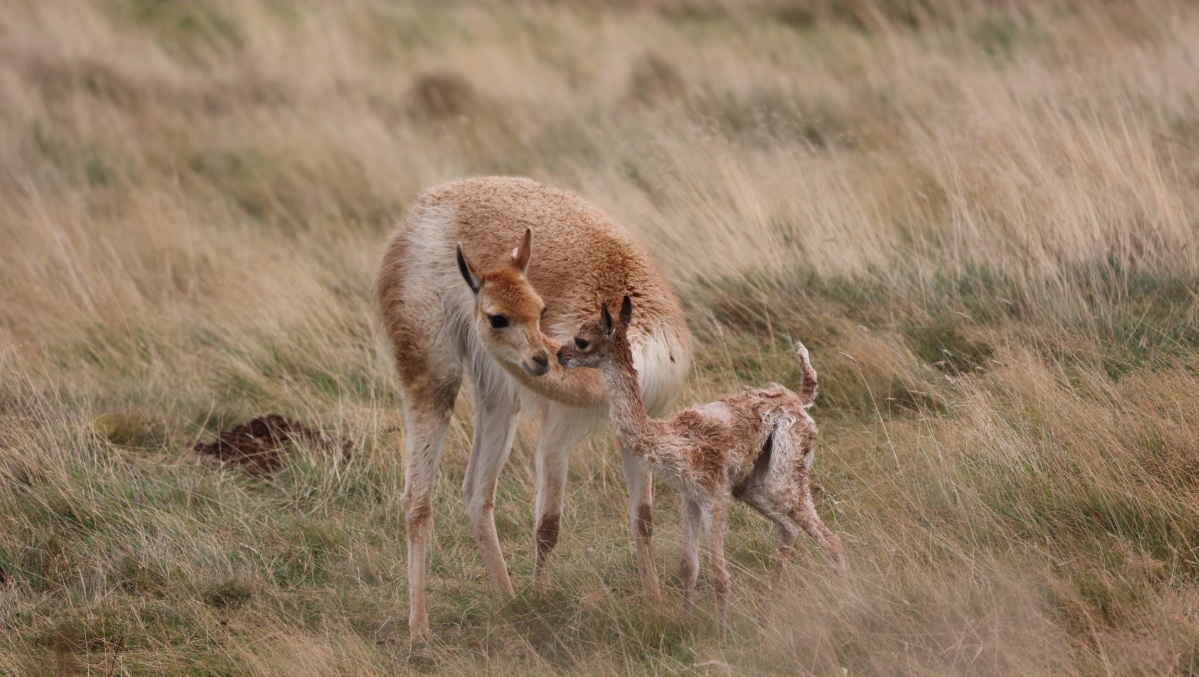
[192,414,350,477]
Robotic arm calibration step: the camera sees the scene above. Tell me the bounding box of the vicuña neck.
[597,336,658,454]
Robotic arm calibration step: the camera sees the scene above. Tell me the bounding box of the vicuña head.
[556,295,633,370]
[456,227,551,376]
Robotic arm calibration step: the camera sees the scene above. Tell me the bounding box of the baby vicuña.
[556,297,846,637]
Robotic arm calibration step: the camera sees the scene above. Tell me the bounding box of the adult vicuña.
[375,177,692,640]
[556,297,846,637]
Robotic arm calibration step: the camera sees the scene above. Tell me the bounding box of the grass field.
[2,0,1199,674]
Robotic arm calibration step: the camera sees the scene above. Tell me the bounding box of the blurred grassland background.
[2,0,1199,674]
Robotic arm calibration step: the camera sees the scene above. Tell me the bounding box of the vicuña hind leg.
[736,489,799,626]
[461,381,520,597]
[532,404,595,581]
[789,496,847,578]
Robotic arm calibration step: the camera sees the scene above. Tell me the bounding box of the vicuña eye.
[574,338,590,349]
[488,315,509,329]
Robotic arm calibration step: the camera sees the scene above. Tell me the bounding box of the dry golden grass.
[2,0,1198,674]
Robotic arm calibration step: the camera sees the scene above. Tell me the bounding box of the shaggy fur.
[375,177,692,640]
[558,297,846,637]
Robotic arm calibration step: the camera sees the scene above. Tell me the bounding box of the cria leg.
[620,444,660,601]
[761,521,799,626]
[789,497,847,578]
[707,500,730,639]
[680,497,703,614]
[736,490,799,626]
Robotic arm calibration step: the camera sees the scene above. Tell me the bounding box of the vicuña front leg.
[620,444,660,601]
[461,385,520,597]
[401,391,457,641]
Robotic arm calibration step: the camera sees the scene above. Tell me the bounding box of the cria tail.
[794,341,818,408]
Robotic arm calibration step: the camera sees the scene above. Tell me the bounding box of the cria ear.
[600,301,615,339]
[618,295,633,329]
[511,228,533,274]
[456,243,481,294]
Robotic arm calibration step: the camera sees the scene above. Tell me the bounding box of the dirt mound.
[192,414,349,477]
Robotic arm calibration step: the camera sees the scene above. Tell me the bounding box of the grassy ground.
[2,0,1198,674]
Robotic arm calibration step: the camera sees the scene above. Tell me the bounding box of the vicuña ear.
[618,295,633,328]
[600,301,614,338]
[511,228,533,274]
[456,243,481,294]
